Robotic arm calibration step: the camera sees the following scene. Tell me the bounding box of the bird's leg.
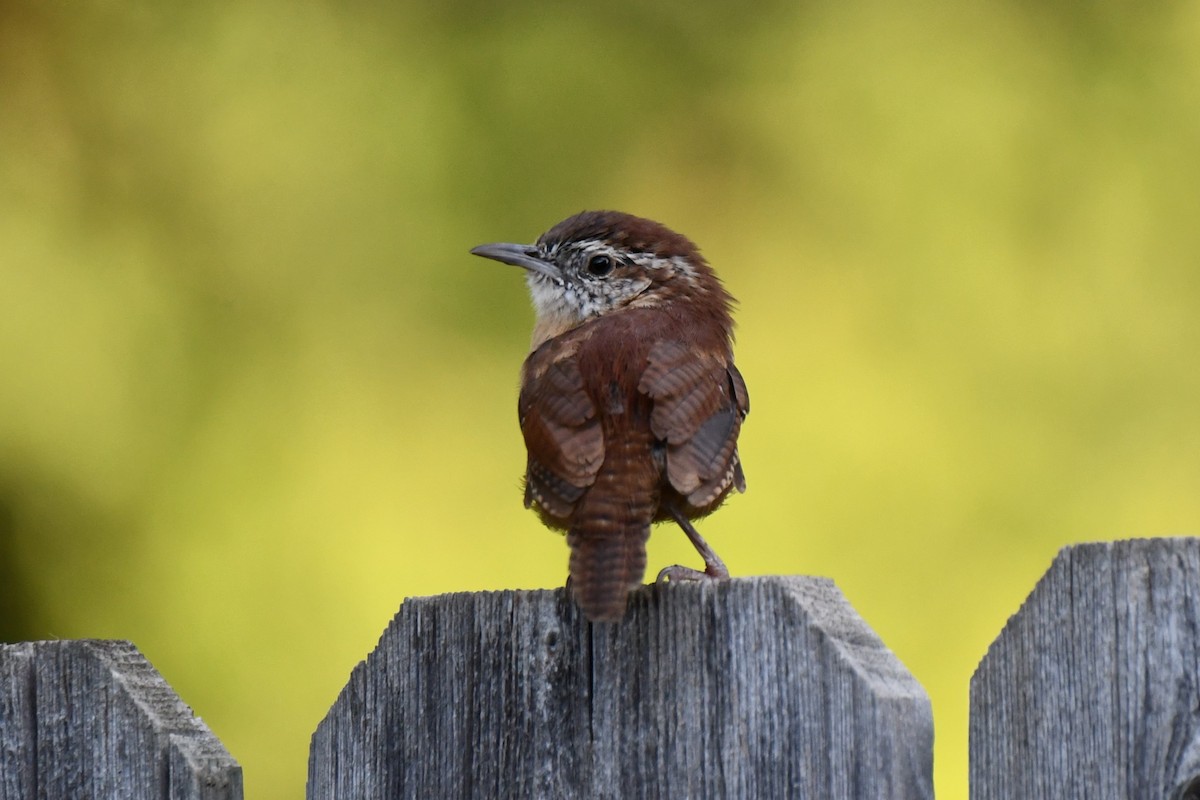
[656,506,730,584]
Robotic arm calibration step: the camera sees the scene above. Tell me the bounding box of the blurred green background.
[3,0,1199,797]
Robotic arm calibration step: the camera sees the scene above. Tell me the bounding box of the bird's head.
[471,210,733,347]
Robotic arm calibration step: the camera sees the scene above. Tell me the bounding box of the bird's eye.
[587,254,614,277]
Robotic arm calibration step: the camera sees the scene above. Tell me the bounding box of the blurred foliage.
[3,0,1200,797]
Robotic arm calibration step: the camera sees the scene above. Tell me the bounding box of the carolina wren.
[471,211,749,622]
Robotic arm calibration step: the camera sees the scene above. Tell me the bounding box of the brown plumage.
[472,211,749,622]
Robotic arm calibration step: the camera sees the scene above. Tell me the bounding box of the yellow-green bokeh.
[3,2,1199,797]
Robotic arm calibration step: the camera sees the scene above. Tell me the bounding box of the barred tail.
[567,495,651,622]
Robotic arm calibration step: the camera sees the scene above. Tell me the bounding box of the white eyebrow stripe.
[630,252,697,277]
[571,240,623,259]
[570,240,691,275]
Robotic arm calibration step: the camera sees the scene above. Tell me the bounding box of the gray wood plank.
[971,537,1200,799]
[308,576,933,799]
[0,642,36,800]
[0,639,242,800]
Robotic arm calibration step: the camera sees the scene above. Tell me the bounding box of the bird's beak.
[470,242,562,282]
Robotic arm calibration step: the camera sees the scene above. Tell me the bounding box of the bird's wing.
[638,340,749,509]
[518,353,605,519]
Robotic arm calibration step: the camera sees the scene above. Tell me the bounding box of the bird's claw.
[656,560,730,585]
[657,504,730,585]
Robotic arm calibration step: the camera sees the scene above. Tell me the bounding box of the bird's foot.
[656,561,729,584]
[656,504,731,584]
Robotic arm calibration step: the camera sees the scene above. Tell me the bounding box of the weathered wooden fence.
[0,639,241,800]
[3,537,1199,798]
[307,576,932,798]
[971,538,1200,799]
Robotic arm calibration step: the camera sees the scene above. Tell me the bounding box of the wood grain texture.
[971,537,1200,799]
[0,639,242,800]
[308,576,932,799]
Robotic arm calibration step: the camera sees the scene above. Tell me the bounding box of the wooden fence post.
[971,537,1200,798]
[308,576,933,799]
[0,639,242,800]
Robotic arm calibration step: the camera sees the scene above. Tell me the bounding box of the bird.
[470,210,749,622]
